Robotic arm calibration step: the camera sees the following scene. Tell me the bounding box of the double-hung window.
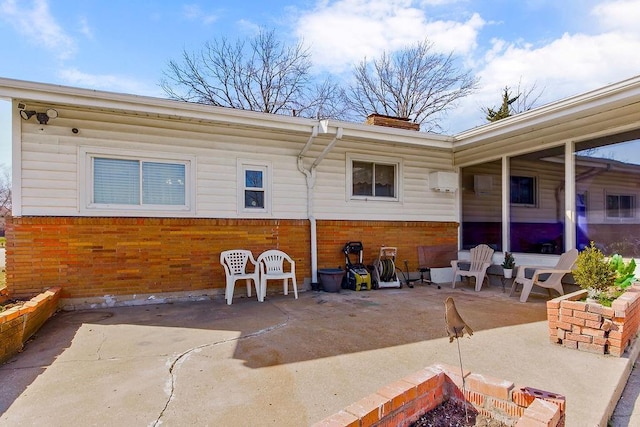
[237,160,271,215]
[348,154,400,201]
[81,148,194,213]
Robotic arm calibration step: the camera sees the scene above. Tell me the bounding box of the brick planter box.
[313,363,565,427]
[547,285,640,357]
[0,287,61,364]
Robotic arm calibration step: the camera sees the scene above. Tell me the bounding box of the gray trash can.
[318,268,344,293]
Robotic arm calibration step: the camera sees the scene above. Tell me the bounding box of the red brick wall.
[5,217,310,299]
[5,217,458,301]
[316,220,458,271]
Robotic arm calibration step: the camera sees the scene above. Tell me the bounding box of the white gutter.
[453,74,640,147]
[297,120,343,285]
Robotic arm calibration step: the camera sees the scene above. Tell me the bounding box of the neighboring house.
[0,75,639,307]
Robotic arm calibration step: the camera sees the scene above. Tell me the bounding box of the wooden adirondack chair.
[510,249,578,303]
[451,244,495,291]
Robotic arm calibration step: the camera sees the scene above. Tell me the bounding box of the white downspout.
[297,120,342,285]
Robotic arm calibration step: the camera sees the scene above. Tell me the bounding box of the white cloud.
[0,0,76,59]
[58,68,162,97]
[183,4,218,25]
[237,19,261,34]
[591,0,640,32]
[483,32,640,96]
[294,0,484,74]
[443,1,640,134]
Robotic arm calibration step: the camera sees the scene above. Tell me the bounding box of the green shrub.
[574,241,637,306]
[573,242,617,299]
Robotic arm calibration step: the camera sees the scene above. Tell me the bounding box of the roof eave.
[453,74,640,149]
[0,77,455,149]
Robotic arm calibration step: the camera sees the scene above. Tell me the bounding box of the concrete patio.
[0,282,638,426]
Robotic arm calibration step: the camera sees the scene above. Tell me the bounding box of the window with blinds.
[92,157,187,207]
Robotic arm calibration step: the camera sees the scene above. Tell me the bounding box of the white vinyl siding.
[311,144,455,221]
[18,105,457,221]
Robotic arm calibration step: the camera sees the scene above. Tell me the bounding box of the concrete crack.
[150,303,290,426]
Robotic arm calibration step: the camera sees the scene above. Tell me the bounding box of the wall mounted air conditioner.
[474,175,493,195]
[429,171,458,193]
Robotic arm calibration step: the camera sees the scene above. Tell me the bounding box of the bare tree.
[344,39,479,132]
[511,78,544,114]
[161,28,343,119]
[292,77,349,119]
[0,164,11,213]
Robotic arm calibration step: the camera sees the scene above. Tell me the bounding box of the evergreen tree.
[484,87,519,122]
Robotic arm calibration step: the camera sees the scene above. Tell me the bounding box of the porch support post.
[565,141,576,251]
[501,156,510,252]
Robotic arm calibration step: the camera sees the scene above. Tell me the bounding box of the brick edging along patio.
[312,363,565,427]
[0,287,61,364]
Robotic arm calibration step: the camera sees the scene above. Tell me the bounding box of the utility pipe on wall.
[297,120,342,285]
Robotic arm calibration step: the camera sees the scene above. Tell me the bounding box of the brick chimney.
[365,114,420,131]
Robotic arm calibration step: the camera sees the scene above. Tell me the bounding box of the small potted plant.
[501,252,516,278]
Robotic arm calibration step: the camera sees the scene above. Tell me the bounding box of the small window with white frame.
[80,147,195,214]
[606,193,636,219]
[237,159,271,215]
[347,154,400,201]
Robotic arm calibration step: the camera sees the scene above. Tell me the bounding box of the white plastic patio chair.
[220,249,260,305]
[510,248,578,303]
[257,249,298,301]
[451,244,495,291]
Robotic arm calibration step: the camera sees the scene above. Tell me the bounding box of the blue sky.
[2,0,640,169]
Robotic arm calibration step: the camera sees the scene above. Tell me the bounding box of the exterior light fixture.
[20,108,58,125]
[20,110,36,120]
